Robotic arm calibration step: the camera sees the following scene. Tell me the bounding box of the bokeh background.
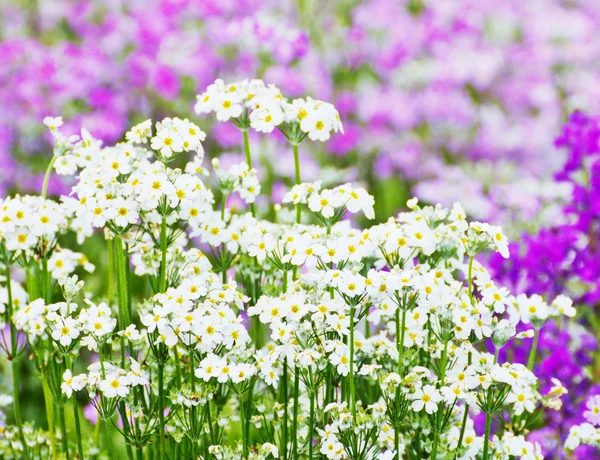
[2,0,600,457]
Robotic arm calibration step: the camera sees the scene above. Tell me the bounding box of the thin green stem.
[159,218,168,293]
[293,144,301,224]
[58,405,70,459]
[349,303,356,418]
[114,236,130,324]
[467,255,474,304]
[240,394,248,459]
[157,363,166,458]
[242,130,257,217]
[104,420,116,460]
[282,359,289,460]
[456,352,473,453]
[206,401,216,445]
[42,257,52,303]
[42,377,58,460]
[527,329,539,370]
[5,263,27,456]
[431,433,439,460]
[107,238,115,306]
[41,155,58,199]
[72,397,84,460]
[395,307,407,460]
[245,383,254,456]
[397,309,406,376]
[292,370,299,460]
[308,389,315,460]
[482,412,492,460]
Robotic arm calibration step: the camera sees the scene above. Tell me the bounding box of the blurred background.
[2,0,600,457]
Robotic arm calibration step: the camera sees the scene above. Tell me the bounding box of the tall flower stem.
[242,130,256,217]
[349,303,356,419]
[157,362,166,458]
[282,359,289,460]
[467,255,474,302]
[41,155,58,199]
[482,412,492,460]
[292,370,300,460]
[395,307,406,459]
[5,263,27,456]
[431,339,449,460]
[42,377,58,460]
[293,144,301,224]
[72,395,84,459]
[159,218,168,293]
[220,194,228,284]
[58,405,70,459]
[396,308,406,375]
[113,235,131,323]
[308,388,315,460]
[105,420,116,460]
[281,271,288,459]
[456,351,472,452]
[240,394,248,458]
[527,328,539,370]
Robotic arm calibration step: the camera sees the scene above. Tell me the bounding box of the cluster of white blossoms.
[284,181,375,220]
[0,96,578,460]
[0,195,79,251]
[195,78,343,142]
[565,395,600,451]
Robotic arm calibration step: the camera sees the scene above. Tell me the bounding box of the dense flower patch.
[0,82,586,459]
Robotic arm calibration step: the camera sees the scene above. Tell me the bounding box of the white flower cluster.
[195,78,343,142]
[15,299,116,351]
[565,395,600,451]
[284,181,375,220]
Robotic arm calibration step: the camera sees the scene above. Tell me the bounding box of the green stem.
[308,388,315,460]
[282,359,289,460]
[42,378,58,460]
[206,401,215,446]
[240,394,248,459]
[107,238,115,306]
[59,405,70,459]
[242,130,257,217]
[245,382,254,455]
[41,155,58,199]
[113,236,130,324]
[395,308,406,460]
[394,427,399,460]
[157,363,166,458]
[456,352,473,453]
[482,412,492,460]
[42,257,52,303]
[431,433,439,460]
[293,144,301,224]
[292,369,299,460]
[439,340,448,385]
[5,264,26,454]
[527,329,539,370]
[221,194,228,284]
[72,397,84,460]
[349,303,356,419]
[159,218,168,293]
[467,255,474,304]
[397,309,406,376]
[105,420,116,460]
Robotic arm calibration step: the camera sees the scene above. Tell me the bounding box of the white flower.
[99,373,131,398]
[410,385,442,414]
[151,127,183,159]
